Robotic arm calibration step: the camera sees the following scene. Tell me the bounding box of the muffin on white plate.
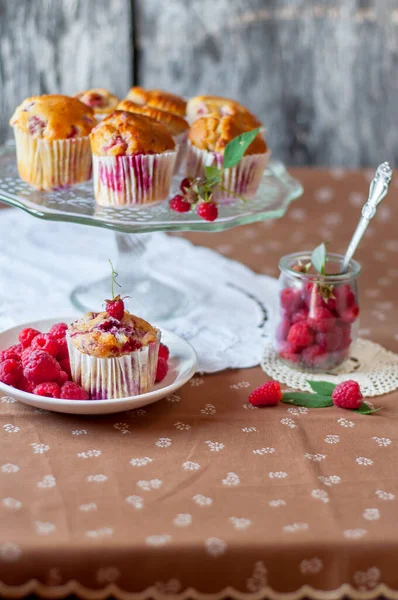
[10,94,96,190]
[186,113,270,199]
[66,296,160,400]
[74,88,119,121]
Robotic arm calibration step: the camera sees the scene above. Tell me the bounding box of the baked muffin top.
[90,111,176,156]
[117,100,189,137]
[189,114,267,155]
[74,88,119,115]
[67,310,159,358]
[187,95,261,128]
[125,87,186,117]
[10,95,96,140]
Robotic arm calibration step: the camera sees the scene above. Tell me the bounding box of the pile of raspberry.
[0,323,89,400]
[276,282,359,370]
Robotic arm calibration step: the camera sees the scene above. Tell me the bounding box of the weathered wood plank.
[0,0,132,143]
[135,0,398,167]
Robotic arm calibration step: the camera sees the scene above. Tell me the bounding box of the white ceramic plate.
[0,317,197,415]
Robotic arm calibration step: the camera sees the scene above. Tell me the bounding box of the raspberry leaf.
[311,242,327,275]
[223,127,261,169]
[282,392,333,408]
[204,165,222,185]
[353,402,382,415]
[307,380,336,396]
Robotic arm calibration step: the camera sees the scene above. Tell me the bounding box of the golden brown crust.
[10,95,96,140]
[187,95,261,128]
[74,88,119,115]
[117,100,189,137]
[90,111,176,156]
[68,310,158,358]
[188,114,267,155]
[125,87,186,117]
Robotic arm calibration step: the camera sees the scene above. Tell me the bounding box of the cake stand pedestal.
[0,141,303,322]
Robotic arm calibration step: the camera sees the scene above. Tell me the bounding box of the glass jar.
[273,252,361,372]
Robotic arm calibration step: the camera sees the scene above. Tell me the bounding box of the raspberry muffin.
[186,95,261,127]
[90,110,176,206]
[187,114,270,199]
[74,88,119,120]
[66,305,160,399]
[10,95,96,190]
[125,87,186,117]
[117,99,189,172]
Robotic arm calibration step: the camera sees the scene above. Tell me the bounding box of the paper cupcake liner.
[13,128,92,191]
[173,131,188,173]
[66,334,160,400]
[186,141,270,199]
[92,151,176,206]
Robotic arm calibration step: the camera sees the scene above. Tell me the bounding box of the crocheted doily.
[261,338,398,397]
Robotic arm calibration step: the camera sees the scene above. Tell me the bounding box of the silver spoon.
[340,162,393,273]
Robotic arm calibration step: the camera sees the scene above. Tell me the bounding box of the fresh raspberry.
[197,202,218,221]
[0,359,22,387]
[31,334,60,357]
[169,194,191,213]
[275,318,290,342]
[60,381,89,400]
[155,357,169,383]
[287,321,315,350]
[23,350,61,385]
[277,341,300,364]
[18,328,41,349]
[248,380,283,407]
[308,306,336,332]
[21,347,36,365]
[180,177,193,193]
[323,296,338,313]
[291,308,309,324]
[316,329,343,352]
[280,288,302,315]
[301,344,327,367]
[106,296,125,321]
[59,358,71,379]
[332,380,362,410]
[33,382,61,398]
[56,337,69,360]
[57,371,69,385]
[340,305,359,324]
[158,343,170,361]
[48,323,68,340]
[334,284,355,311]
[337,322,352,349]
[0,347,22,363]
[17,376,35,393]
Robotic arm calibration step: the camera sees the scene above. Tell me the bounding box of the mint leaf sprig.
[194,127,262,205]
[282,380,381,414]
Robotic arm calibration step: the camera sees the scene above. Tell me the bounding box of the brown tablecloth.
[1,168,398,600]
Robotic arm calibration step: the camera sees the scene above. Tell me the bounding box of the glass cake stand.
[0,141,303,320]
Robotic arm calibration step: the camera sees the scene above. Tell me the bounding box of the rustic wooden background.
[0,0,397,167]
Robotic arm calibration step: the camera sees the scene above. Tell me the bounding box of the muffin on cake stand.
[0,140,303,322]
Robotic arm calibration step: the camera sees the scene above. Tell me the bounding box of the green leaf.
[282,392,333,408]
[311,242,327,275]
[204,165,222,183]
[223,127,261,169]
[307,380,336,397]
[353,402,382,415]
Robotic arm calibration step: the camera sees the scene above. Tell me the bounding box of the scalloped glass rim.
[0,141,303,233]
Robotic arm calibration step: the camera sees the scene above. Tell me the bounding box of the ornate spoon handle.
[340,162,392,273]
